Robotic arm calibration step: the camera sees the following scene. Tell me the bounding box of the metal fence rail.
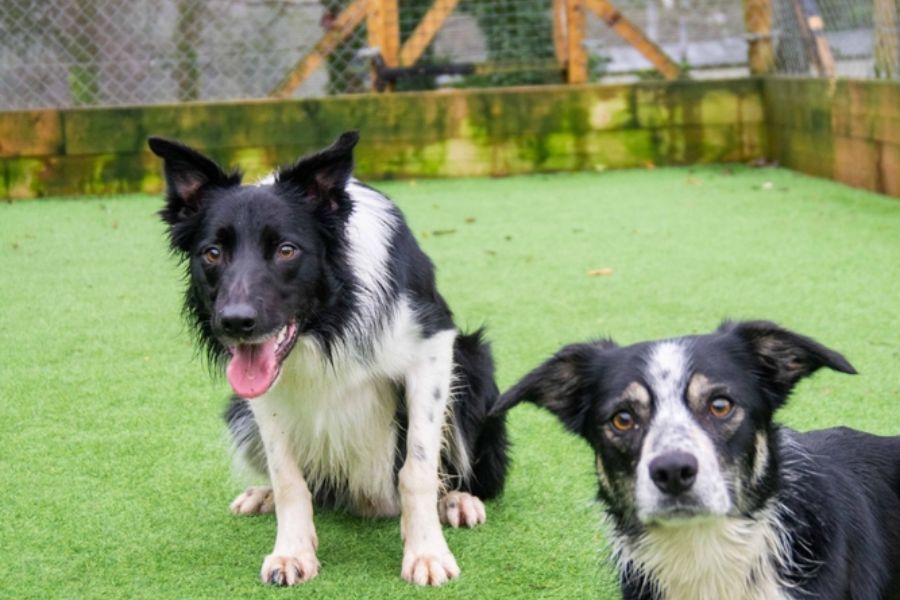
[1,0,897,111]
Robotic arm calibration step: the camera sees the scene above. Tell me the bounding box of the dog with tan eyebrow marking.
[499,321,900,600]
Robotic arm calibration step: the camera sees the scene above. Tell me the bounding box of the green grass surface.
[2,166,898,599]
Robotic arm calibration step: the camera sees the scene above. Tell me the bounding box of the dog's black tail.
[448,329,510,500]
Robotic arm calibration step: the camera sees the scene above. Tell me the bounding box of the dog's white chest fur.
[265,340,402,516]
[250,298,451,518]
[616,509,793,600]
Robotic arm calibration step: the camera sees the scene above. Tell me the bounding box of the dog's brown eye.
[611,411,635,432]
[709,397,734,418]
[204,246,221,264]
[277,243,298,260]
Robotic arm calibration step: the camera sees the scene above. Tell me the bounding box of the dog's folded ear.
[276,131,359,212]
[148,137,240,229]
[721,320,856,405]
[497,341,614,435]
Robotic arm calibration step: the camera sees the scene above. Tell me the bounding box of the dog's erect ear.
[276,131,359,211]
[148,137,240,226]
[722,320,856,404]
[497,341,615,436]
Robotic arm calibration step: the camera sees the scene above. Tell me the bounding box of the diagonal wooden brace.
[399,0,461,67]
[584,0,681,80]
[270,0,369,98]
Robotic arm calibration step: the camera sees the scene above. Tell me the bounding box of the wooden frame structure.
[271,0,682,97]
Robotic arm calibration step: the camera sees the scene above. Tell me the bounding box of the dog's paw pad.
[229,486,274,515]
[401,553,460,586]
[439,491,486,528]
[260,553,319,586]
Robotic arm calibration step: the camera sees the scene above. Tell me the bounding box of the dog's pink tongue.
[226,339,278,399]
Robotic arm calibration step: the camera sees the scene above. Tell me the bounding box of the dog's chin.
[224,322,300,399]
[639,502,723,527]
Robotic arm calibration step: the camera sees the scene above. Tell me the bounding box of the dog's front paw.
[260,552,319,586]
[439,491,486,528]
[401,548,460,586]
[230,486,274,515]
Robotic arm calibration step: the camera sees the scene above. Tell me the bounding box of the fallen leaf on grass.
[432,229,457,236]
[465,217,476,224]
[588,267,614,277]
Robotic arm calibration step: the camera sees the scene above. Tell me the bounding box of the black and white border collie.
[148,132,509,587]
[499,321,900,600]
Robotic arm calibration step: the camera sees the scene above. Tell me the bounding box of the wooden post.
[743,0,774,74]
[367,0,400,66]
[874,0,899,79]
[367,0,400,91]
[565,0,588,83]
[553,0,568,67]
[270,0,369,98]
[583,0,680,80]
[399,0,460,67]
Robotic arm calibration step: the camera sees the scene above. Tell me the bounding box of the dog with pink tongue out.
[150,132,509,587]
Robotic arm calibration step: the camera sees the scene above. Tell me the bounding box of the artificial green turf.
[1,166,898,599]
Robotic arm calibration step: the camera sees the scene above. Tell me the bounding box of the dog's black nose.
[220,303,257,338]
[649,452,698,495]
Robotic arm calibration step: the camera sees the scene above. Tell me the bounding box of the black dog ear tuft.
[276,131,359,211]
[148,137,240,228]
[498,340,615,435]
[722,320,856,405]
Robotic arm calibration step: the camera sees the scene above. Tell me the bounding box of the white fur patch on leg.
[439,491,487,528]
[229,486,274,515]
[399,329,460,586]
[251,396,320,586]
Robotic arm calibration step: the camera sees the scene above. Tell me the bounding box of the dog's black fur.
[500,321,900,599]
[150,132,508,585]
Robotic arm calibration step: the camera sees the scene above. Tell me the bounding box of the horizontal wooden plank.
[7,77,897,199]
[57,80,767,159]
[766,127,835,179]
[0,110,63,158]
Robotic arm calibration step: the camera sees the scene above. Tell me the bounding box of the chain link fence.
[1,0,898,111]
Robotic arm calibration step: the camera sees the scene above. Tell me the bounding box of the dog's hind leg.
[446,330,510,499]
[434,331,509,529]
[439,491,486,528]
[225,397,275,516]
[230,486,274,515]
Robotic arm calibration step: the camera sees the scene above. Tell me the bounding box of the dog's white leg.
[250,399,319,586]
[398,329,460,586]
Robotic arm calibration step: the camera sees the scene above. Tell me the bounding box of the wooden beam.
[743,0,774,75]
[565,0,588,83]
[367,0,400,91]
[792,0,835,77]
[874,0,899,79]
[367,0,399,66]
[399,0,460,67]
[270,0,369,98]
[583,0,680,80]
[553,0,567,66]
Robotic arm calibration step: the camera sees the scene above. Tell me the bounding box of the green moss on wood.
[0,110,63,158]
